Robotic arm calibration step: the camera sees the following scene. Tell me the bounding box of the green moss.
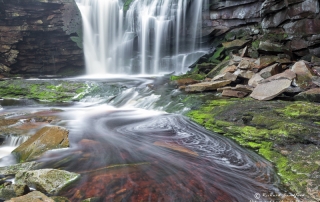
[186,99,320,198]
[209,47,225,62]
[0,80,88,102]
[170,73,205,81]
[252,40,260,50]
[276,102,320,120]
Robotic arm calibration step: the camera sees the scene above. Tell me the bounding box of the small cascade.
[0,135,29,161]
[76,0,207,75]
[3,135,29,147]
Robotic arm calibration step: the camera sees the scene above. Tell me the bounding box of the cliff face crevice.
[0,0,84,75]
[204,0,320,58]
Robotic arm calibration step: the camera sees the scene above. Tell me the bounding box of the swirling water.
[0,77,282,201]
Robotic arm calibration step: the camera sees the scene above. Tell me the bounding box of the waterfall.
[76,0,207,75]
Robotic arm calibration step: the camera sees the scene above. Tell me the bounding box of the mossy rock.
[12,126,69,163]
[187,98,320,201]
[0,80,88,102]
[15,169,80,195]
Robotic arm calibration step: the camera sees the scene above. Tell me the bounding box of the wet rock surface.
[12,126,69,162]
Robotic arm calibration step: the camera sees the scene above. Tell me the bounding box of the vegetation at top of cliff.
[186,98,320,201]
[0,80,88,102]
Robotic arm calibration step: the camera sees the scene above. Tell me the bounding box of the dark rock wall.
[203,0,320,58]
[0,0,84,75]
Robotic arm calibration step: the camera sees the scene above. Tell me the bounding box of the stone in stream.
[12,126,69,162]
[250,79,292,101]
[4,191,54,202]
[0,183,30,200]
[0,161,41,176]
[15,169,80,195]
[185,80,231,92]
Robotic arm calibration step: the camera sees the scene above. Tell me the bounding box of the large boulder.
[12,126,69,162]
[15,169,80,195]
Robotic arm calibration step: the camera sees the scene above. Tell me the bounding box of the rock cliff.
[204,0,320,59]
[0,0,84,75]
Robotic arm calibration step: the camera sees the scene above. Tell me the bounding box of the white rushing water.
[76,0,206,75]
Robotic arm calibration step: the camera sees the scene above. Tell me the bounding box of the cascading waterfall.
[76,0,207,75]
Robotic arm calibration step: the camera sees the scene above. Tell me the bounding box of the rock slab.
[250,79,292,100]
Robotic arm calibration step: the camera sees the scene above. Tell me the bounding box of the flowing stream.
[0,78,282,201]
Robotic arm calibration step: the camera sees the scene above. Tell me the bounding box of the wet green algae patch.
[186,98,320,200]
[0,80,88,102]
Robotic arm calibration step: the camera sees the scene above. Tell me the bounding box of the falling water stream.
[76,0,207,75]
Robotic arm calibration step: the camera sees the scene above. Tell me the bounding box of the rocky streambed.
[0,76,318,201]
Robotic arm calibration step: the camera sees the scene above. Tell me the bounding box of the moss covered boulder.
[0,80,88,102]
[186,98,320,201]
[12,126,69,162]
[15,169,80,195]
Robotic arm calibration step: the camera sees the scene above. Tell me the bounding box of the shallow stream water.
[0,77,282,201]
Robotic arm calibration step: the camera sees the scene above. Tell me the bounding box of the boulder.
[294,88,320,102]
[4,191,54,202]
[291,60,314,89]
[12,126,69,162]
[0,162,41,176]
[15,169,80,195]
[185,80,231,92]
[250,79,292,100]
[0,183,30,200]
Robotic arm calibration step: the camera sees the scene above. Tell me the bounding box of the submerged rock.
[15,169,80,195]
[12,126,69,162]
